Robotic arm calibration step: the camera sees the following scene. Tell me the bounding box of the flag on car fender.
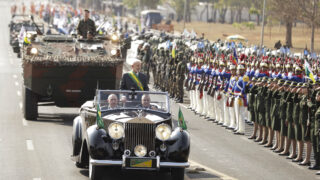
[96,104,104,129]
[178,107,187,130]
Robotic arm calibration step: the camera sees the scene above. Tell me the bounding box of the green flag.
[178,107,187,130]
[96,104,104,129]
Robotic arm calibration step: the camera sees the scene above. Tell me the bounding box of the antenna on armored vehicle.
[30,15,43,35]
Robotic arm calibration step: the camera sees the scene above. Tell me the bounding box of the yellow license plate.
[130,159,153,168]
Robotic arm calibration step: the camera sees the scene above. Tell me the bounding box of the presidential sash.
[128,72,144,91]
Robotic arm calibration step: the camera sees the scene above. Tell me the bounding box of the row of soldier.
[135,37,320,172]
[183,51,320,172]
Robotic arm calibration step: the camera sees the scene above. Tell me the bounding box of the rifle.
[209,74,218,97]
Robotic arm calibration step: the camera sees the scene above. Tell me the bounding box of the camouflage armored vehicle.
[22,35,124,120]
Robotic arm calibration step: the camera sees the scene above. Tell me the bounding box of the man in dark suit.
[120,59,149,91]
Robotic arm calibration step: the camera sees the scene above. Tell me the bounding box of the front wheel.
[89,157,103,180]
[171,168,185,180]
[23,87,38,120]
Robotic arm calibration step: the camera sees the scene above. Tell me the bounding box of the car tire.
[23,87,38,120]
[89,157,103,180]
[171,168,185,180]
[17,52,21,58]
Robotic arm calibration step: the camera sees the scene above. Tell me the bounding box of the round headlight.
[108,122,124,140]
[30,48,38,55]
[134,145,147,157]
[26,33,32,38]
[111,34,118,41]
[155,124,172,141]
[110,49,117,56]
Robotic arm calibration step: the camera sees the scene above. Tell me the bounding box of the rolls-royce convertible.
[71,90,190,180]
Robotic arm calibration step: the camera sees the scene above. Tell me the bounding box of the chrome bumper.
[90,156,190,168]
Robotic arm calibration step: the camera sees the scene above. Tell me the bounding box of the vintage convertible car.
[71,90,190,180]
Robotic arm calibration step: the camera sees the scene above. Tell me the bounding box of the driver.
[77,9,96,39]
[107,94,119,109]
[140,94,157,110]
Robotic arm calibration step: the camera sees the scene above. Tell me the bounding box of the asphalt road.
[1,0,320,180]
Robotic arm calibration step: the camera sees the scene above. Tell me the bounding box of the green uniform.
[257,86,267,126]
[175,57,187,101]
[292,93,302,141]
[286,92,295,140]
[248,84,258,123]
[299,95,309,142]
[280,91,289,136]
[265,89,273,128]
[271,90,281,131]
[310,93,320,166]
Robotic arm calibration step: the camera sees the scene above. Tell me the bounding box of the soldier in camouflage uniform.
[311,88,320,171]
[175,52,187,103]
[151,48,159,88]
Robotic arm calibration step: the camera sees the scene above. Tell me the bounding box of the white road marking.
[15,81,19,86]
[10,60,13,65]
[13,74,18,79]
[19,102,22,110]
[17,90,21,96]
[33,178,41,180]
[189,159,237,180]
[26,140,34,151]
[22,118,28,126]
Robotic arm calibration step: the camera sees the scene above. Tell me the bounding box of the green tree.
[297,0,320,52]
[168,0,198,22]
[123,0,162,9]
[269,0,300,48]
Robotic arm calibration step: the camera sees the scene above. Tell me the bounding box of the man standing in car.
[77,9,96,39]
[120,59,149,91]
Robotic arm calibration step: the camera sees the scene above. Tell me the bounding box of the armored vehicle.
[22,35,124,120]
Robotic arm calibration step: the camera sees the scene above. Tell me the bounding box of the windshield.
[96,90,169,113]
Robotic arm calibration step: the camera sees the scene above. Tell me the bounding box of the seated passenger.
[138,94,158,110]
[107,94,119,109]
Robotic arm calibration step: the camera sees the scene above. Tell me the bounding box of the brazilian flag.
[96,104,104,129]
[178,107,187,130]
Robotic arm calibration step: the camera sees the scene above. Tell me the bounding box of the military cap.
[297,82,303,87]
[277,79,285,85]
[84,9,90,13]
[290,81,298,87]
[283,80,291,86]
[251,77,257,82]
[260,62,268,68]
[237,63,245,70]
[267,78,273,84]
[229,64,236,70]
[262,76,268,83]
[285,64,292,68]
[295,66,302,71]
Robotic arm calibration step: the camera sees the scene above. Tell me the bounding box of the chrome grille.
[124,123,156,155]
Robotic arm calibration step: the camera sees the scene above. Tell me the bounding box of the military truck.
[22,35,124,120]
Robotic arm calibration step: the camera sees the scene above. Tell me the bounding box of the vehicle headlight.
[30,48,38,55]
[134,145,147,157]
[155,124,172,141]
[110,49,117,56]
[111,34,118,41]
[27,33,32,38]
[108,122,124,140]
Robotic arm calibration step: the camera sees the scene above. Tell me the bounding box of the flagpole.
[183,0,187,30]
[260,0,266,49]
